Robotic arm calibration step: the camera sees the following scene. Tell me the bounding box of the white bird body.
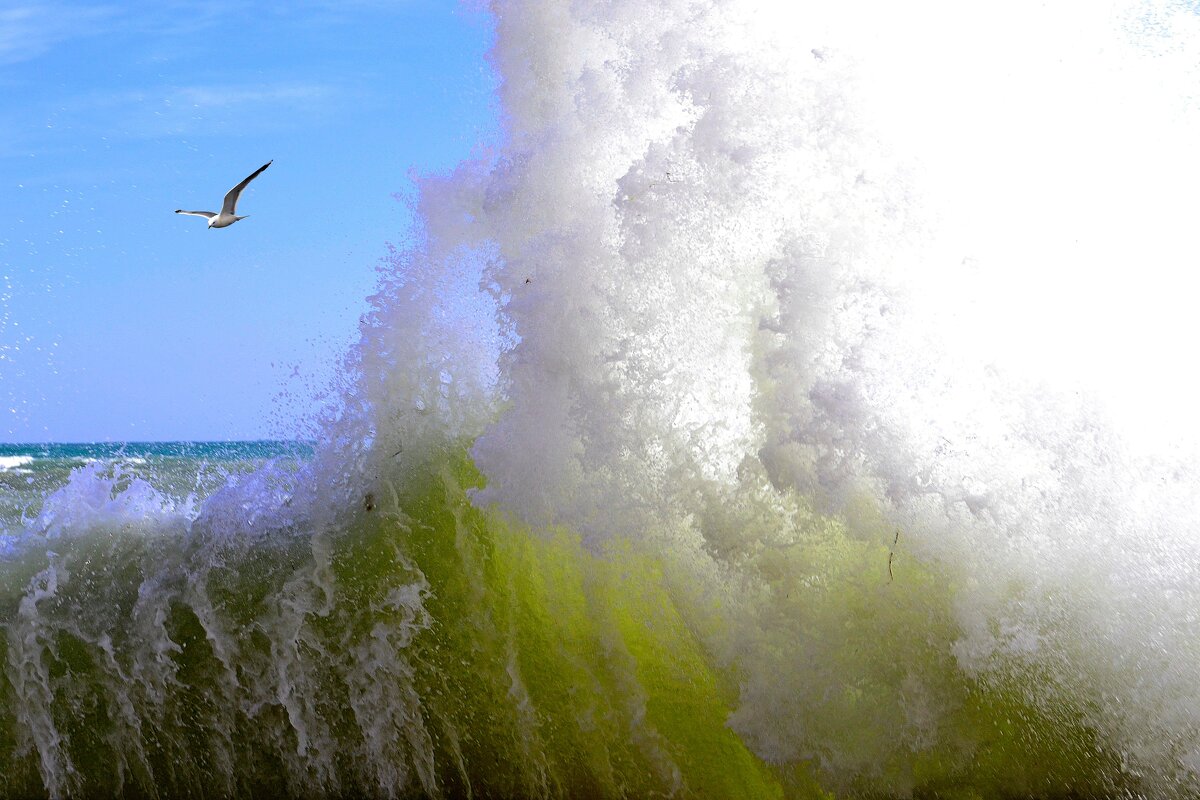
[176,160,272,229]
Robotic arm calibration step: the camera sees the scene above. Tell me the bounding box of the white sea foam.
[344,0,1200,794]
[78,456,147,466]
[29,461,187,534]
[0,456,34,472]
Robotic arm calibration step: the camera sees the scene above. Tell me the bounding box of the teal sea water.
[4,2,1200,798]
[0,442,313,533]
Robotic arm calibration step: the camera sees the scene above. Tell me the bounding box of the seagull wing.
[175,210,216,218]
[222,160,273,216]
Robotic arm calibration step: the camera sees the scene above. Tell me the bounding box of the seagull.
[175,160,272,229]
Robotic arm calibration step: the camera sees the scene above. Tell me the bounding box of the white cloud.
[0,1,269,66]
[0,3,118,65]
[64,80,351,140]
[173,83,332,110]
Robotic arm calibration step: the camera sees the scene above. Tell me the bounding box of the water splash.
[4,0,1200,797]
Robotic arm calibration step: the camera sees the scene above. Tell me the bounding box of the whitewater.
[3,1,1200,797]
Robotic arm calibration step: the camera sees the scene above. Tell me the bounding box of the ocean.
[0,442,313,534]
[4,1,1200,798]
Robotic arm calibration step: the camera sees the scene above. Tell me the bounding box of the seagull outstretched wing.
[222,160,273,216]
[175,210,216,218]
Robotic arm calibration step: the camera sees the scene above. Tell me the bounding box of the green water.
[0,448,783,798]
[0,445,1133,798]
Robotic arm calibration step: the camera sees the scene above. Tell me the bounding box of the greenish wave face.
[0,448,1131,798]
[0,449,786,799]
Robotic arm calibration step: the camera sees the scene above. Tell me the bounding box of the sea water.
[4,1,1200,798]
[0,443,312,534]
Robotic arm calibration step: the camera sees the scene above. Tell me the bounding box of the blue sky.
[0,1,496,442]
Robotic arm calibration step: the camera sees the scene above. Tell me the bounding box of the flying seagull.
[175,160,272,229]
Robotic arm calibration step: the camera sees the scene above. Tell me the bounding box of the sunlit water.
[3,1,1200,798]
[0,442,312,533]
